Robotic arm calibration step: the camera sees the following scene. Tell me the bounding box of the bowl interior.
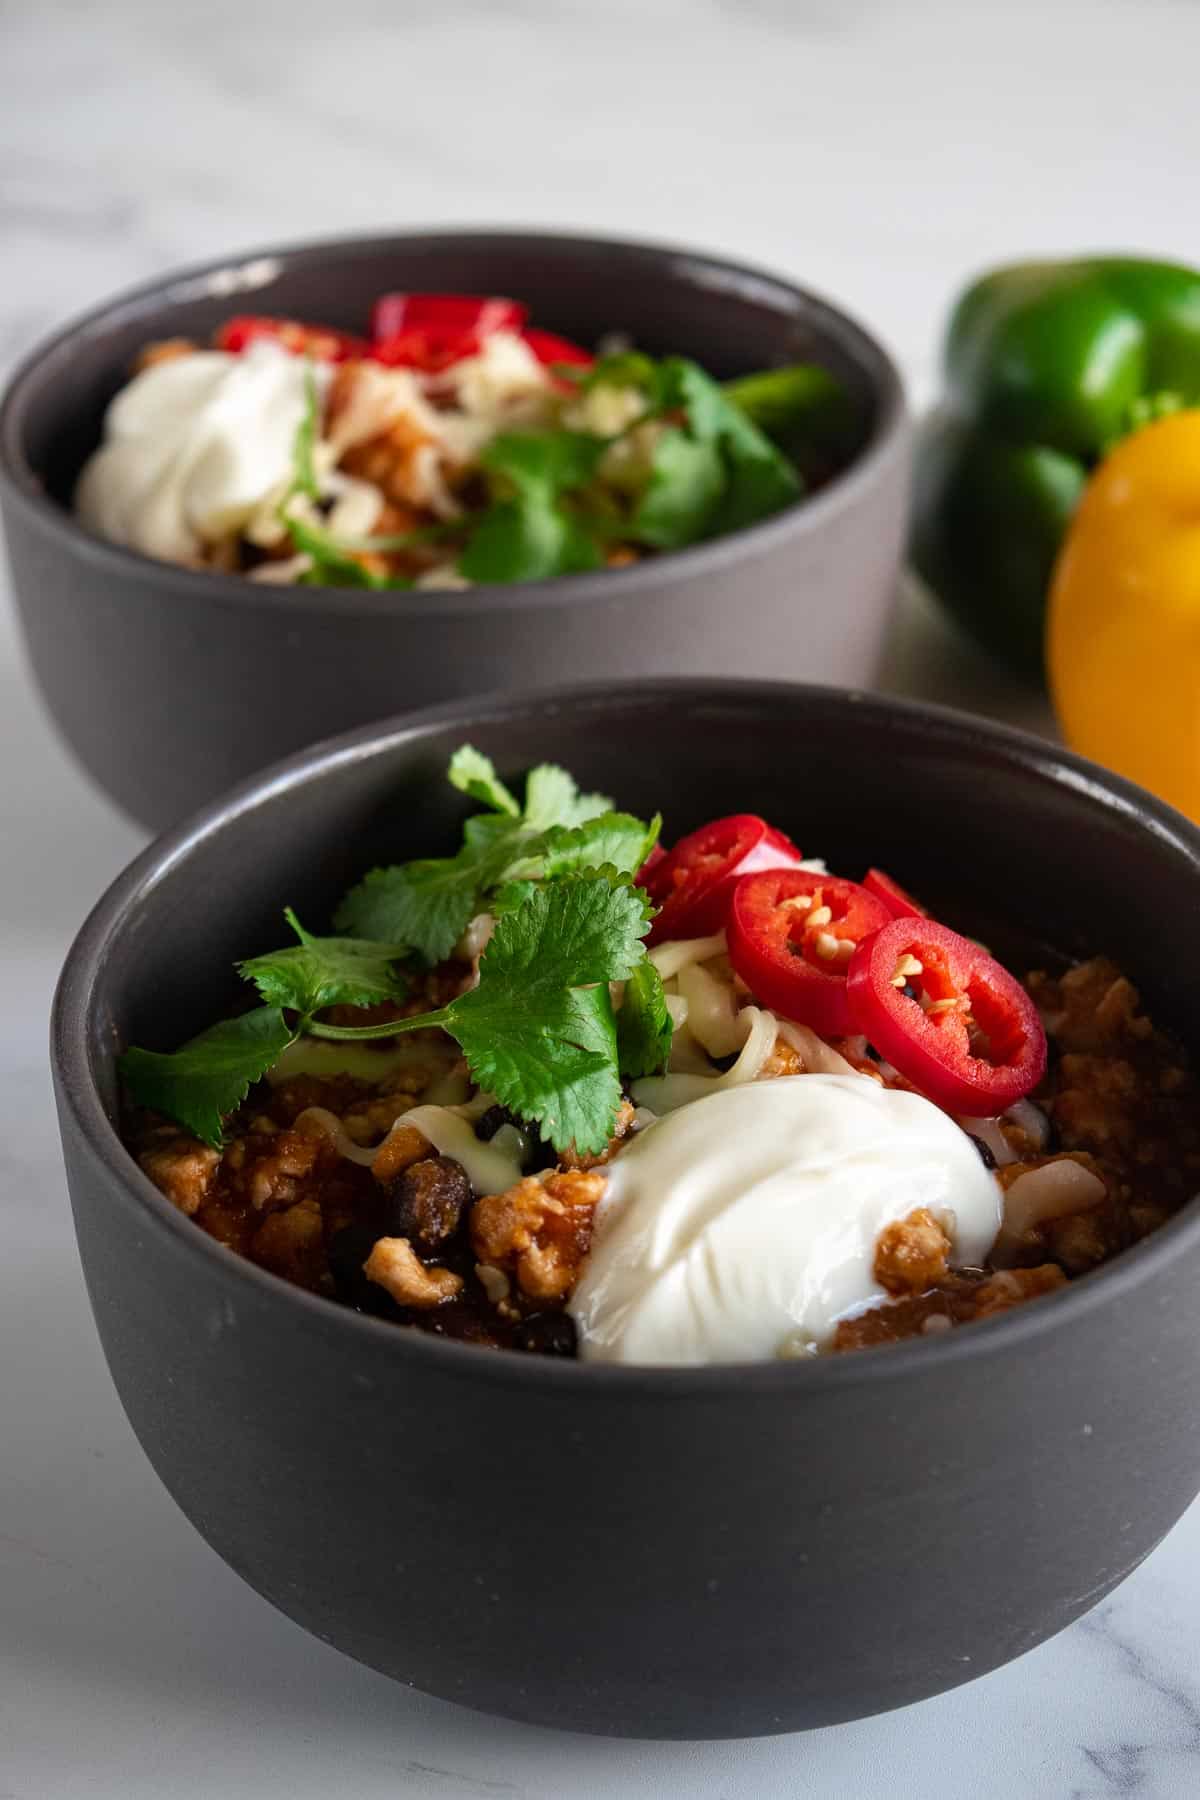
[6,231,893,517]
[83,683,1200,1129]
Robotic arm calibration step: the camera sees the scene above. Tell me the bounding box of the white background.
[3,3,1200,1794]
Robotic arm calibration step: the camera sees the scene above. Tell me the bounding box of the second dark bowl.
[0,229,908,829]
[52,680,1200,1739]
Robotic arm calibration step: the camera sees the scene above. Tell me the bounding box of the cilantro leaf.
[457,431,608,583]
[119,1007,296,1149]
[631,429,725,549]
[531,811,660,880]
[443,874,652,1153]
[614,357,802,551]
[483,431,609,492]
[334,844,505,967]
[522,763,612,832]
[237,908,409,1016]
[457,494,601,583]
[659,358,802,535]
[579,350,659,395]
[448,745,520,817]
[617,957,674,1079]
[490,879,539,918]
[335,752,621,962]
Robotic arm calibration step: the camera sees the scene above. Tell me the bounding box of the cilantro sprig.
[238,908,410,1015]
[119,749,671,1156]
[336,746,658,964]
[310,873,652,1153]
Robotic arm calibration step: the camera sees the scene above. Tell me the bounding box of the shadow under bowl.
[51,679,1200,1739]
[0,229,908,830]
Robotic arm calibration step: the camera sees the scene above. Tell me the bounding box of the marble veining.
[3,2,1200,1795]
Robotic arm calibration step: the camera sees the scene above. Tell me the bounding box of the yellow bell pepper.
[1047,409,1200,822]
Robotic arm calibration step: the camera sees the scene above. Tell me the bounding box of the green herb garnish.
[616,957,673,1080]
[119,1007,297,1150]
[238,908,410,1015]
[119,750,671,1154]
[337,747,655,964]
[457,432,608,584]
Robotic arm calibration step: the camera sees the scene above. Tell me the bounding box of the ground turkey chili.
[118,751,1200,1364]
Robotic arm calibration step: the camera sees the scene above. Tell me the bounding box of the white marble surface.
[3,2,1200,1794]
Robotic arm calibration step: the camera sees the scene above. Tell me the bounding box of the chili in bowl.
[51,681,1200,1738]
[116,749,1190,1364]
[0,230,908,828]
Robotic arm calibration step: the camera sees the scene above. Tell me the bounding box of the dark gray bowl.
[51,680,1200,1740]
[0,230,908,831]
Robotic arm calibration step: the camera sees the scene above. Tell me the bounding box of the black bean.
[380,1155,472,1249]
[967,1134,997,1171]
[474,1105,509,1142]
[516,1312,578,1358]
[475,1104,550,1169]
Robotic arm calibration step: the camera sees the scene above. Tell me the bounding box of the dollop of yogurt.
[569,1075,1001,1365]
[75,342,324,562]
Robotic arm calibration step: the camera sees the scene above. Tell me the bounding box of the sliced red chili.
[863,867,929,920]
[642,814,803,945]
[636,842,667,886]
[846,918,1047,1115]
[727,870,891,1037]
[215,315,369,362]
[369,293,527,370]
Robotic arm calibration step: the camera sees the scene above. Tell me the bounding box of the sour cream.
[75,342,324,562]
[569,1075,1001,1364]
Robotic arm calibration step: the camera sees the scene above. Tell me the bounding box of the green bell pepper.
[911,255,1200,673]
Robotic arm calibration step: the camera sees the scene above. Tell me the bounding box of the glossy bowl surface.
[52,680,1200,1738]
[0,229,908,829]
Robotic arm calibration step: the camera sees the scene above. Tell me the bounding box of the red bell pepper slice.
[727,870,891,1038]
[370,293,528,371]
[845,918,1047,1114]
[369,293,527,347]
[521,328,595,369]
[641,814,804,945]
[863,867,929,920]
[215,315,369,362]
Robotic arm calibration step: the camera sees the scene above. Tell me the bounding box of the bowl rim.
[52,677,1200,1394]
[0,225,908,619]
